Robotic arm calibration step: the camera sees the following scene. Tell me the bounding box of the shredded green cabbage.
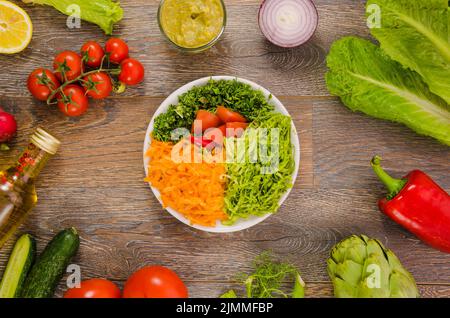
[224,112,295,224]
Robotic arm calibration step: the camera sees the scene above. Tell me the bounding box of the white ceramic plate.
[143,76,300,233]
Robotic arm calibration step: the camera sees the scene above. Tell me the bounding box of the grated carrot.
[145,138,228,227]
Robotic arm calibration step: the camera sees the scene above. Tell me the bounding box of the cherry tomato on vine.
[27,68,60,101]
[53,51,83,82]
[118,58,144,86]
[64,279,121,298]
[105,38,129,64]
[81,41,105,68]
[57,84,89,117]
[122,266,188,298]
[82,72,112,100]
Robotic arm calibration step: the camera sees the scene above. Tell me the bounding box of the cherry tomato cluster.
[27,38,145,117]
[192,106,249,147]
[63,266,188,298]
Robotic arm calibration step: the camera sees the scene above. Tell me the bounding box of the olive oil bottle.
[0,128,60,248]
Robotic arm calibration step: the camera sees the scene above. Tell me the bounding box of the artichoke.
[327,235,419,298]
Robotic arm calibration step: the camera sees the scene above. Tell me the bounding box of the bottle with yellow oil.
[0,128,60,248]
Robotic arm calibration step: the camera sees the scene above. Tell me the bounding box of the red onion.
[258,0,318,48]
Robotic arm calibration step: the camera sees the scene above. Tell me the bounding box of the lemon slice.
[0,1,33,54]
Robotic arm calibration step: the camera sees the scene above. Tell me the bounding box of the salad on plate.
[143,77,300,232]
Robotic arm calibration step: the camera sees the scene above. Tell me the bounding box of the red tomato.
[57,84,89,117]
[82,72,112,99]
[192,110,221,132]
[218,124,227,137]
[118,58,144,86]
[53,51,83,82]
[81,41,105,68]
[224,122,249,137]
[27,68,60,101]
[64,279,121,298]
[122,266,188,298]
[105,38,129,64]
[216,106,247,123]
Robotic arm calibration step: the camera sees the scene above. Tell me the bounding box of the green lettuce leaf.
[366,0,450,104]
[326,36,450,145]
[23,0,123,35]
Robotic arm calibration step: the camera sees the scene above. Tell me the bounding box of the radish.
[0,107,17,150]
[258,0,318,48]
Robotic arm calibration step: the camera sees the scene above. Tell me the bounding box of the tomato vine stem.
[46,54,120,105]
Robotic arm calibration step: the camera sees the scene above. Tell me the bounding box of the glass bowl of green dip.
[158,0,227,53]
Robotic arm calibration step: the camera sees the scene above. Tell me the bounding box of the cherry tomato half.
[122,266,188,298]
[57,84,89,117]
[224,122,249,138]
[64,279,121,298]
[192,110,221,133]
[118,58,144,86]
[105,38,129,64]
[216,106,247,123]
[218,124,227,137]
[82,72,112,100]
[27,68,60,101]
[53,51,83,82]
[81,41,105,68]
[218,122,249,138]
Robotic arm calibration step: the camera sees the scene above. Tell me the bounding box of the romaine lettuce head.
[326,36,450,146]
[23,0,123,35]
[367,0,450,104]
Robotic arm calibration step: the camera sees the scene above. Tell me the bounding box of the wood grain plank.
[1,185,449,285]
[0,96,314,189]
[52,280,450,298]
[0,95,449,300]
[313,99,450,189]
[0,0,369,97]
[1,0,449,298]
[182,282,450,298]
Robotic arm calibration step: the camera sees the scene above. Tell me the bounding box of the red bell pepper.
[371,156,450,253]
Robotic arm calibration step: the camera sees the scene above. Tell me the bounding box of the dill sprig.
[221,252,305,298]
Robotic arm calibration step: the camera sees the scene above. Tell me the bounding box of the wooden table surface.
[0,0,449,298]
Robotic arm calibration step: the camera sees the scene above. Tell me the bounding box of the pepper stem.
[371,156,407,199]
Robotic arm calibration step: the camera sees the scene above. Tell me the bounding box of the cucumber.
[0,234,36,298]
[21,227,79,298]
